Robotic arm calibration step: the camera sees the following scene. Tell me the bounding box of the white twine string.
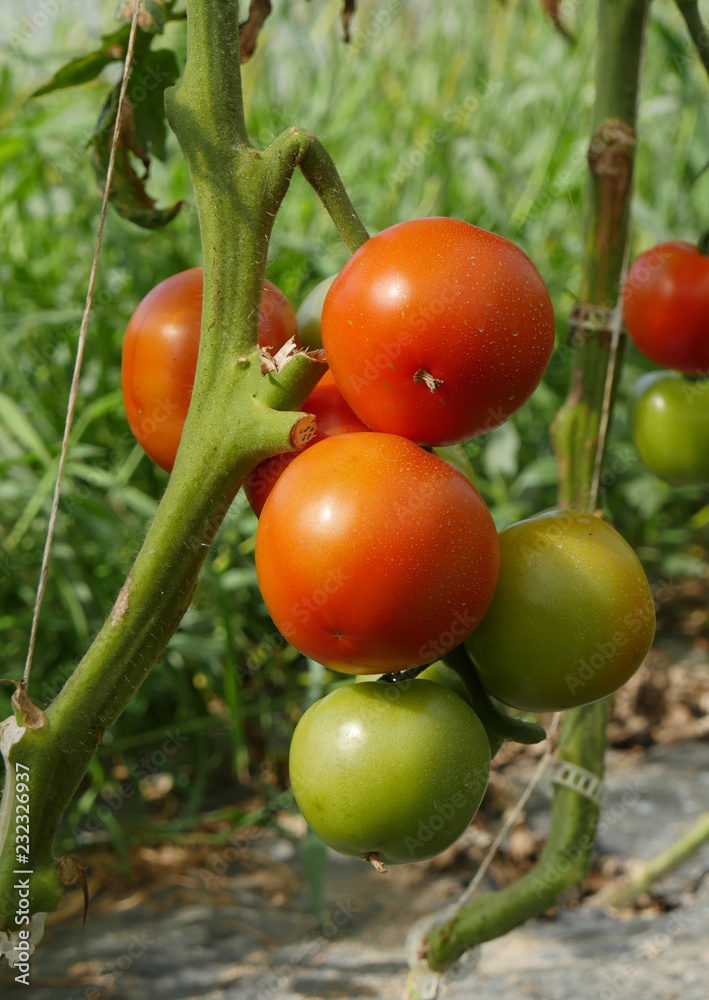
[22,1,144,688]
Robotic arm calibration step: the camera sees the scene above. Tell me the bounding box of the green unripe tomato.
[466,510,656,712]
[289,679,490,866]
[296,275,337,350]
[630,371,709,487]
[355,663,505,757]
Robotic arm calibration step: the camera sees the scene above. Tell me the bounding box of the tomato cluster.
[623,241,709,486]
[123,217,657,868]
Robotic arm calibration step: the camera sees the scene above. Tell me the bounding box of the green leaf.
[433,444,477,487]
[69,391,124,444]
[112,485,159,519]
[690,503,709,529]
[31,26,130,98]
[117,0,168,35]
[482,421,520,480]
[0,392,53,468]
[129,49,180,162]
[8,464,58,547]
[91,76,184,229]
[143,0,168,34]
[509,455,558,497]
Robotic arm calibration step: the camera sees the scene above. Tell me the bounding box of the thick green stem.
[552,0,648,505]
[420,702,607,969]
[0,0,366,936]
[416,0,649,975]
[442,645,546,745]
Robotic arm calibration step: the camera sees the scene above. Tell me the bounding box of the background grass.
[1,0,708,848]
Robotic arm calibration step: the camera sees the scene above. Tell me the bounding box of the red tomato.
[122,267,299,471]
[623,241,709,374]
[255,433,500,674]
[320,218,555,446]
[244,370,369,516]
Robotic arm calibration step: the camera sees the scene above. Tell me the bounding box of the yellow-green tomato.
[630,371,709,487]
[296,275,337,350]
[289,679,490,866]
[466,510,656,712]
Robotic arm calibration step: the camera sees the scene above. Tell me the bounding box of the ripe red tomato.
[623,241,709,374]
[244,370,369,516]
[122,267,299,471]
[255,433,500,673]
[321,217,555,446]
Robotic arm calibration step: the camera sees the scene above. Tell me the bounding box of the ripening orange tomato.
[122,267,298,471]
[255,432,500,673]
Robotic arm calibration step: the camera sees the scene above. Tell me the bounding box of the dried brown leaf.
[240,0,272,62]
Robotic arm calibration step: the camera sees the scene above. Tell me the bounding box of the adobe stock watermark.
[7,0,74,48]
[418,610,480,663]
[346,0,405,58]
[255,896,361,1000]
[17,270,130,386]
[387,79,502,192]
[244,452,297,511]
[62,931,156,1000]
[682,373,709,405]
[564,575,683,697]
[402,782,488,859]
[59,429,147,522]
[194,788,296,889]
[564,606,655,698]
[71,730,189,844]
[46,61,174,183]
[621,244,675,295]
[281,566,351,636]
[592,908,687,1000]
[239,630,288,681]
[511,140,588,230]
[532,777,648,898]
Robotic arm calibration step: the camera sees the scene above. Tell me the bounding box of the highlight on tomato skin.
[121,267,299,472]
[321,217,556,447]
[244,370,369,516]
[254,432,501,674]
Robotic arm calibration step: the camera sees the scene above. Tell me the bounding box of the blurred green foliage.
[0,0,708,844]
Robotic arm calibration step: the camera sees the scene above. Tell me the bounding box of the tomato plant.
[630,370,709,486]
[466,509,656,712]
[622,241,709,374]
[121,267,299,471]
[321,217,555,446]
[289,679,491,866]
[255,432,500,673]
[244,370,368,515]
